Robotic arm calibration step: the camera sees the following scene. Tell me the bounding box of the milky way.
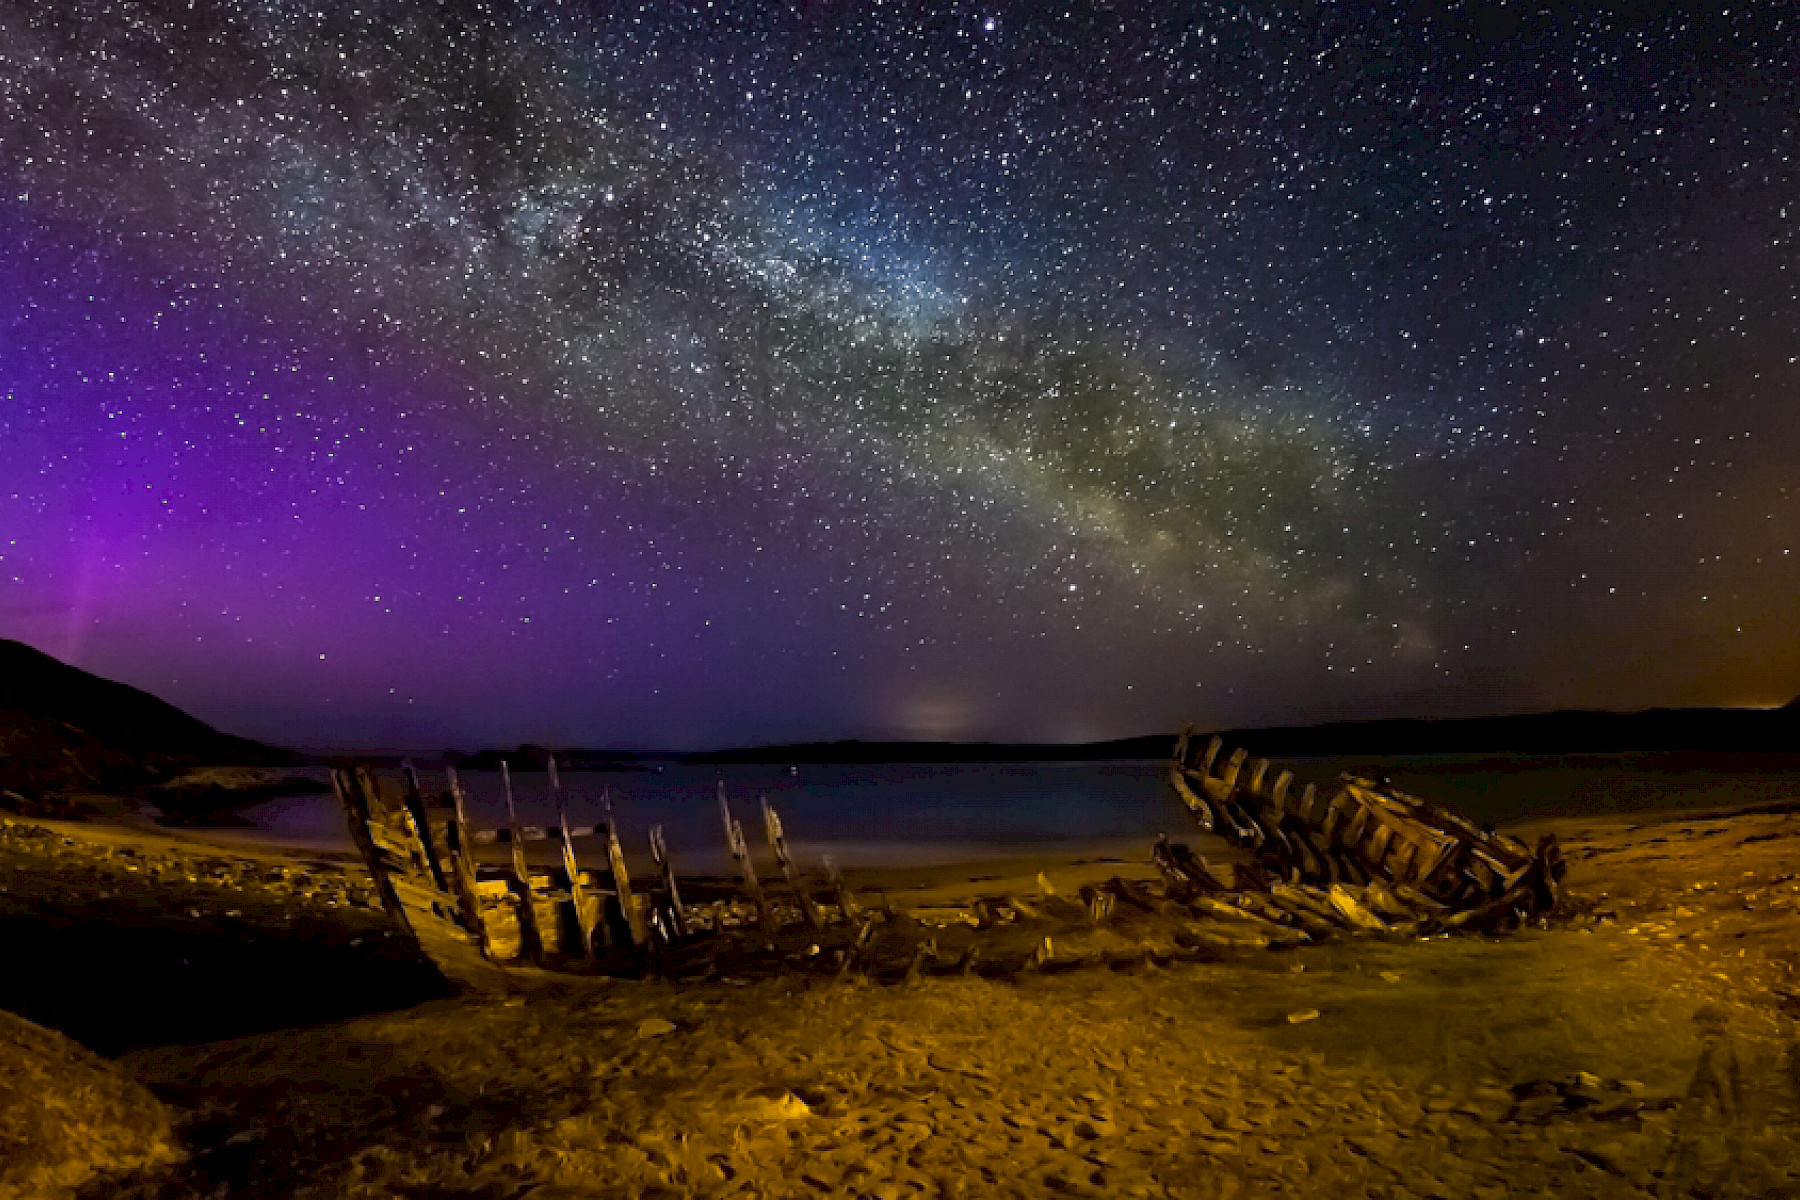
[2,1,1796,749]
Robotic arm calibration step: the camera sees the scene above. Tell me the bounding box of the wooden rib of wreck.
[332,735,1567,990]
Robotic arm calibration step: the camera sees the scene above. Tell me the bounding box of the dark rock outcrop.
[0,1007,183,1197]
[0,639,295,800]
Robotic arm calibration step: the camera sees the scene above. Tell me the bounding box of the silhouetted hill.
[693,707,1800,764]
[0,640,296,800]
[1214,707,1800,758]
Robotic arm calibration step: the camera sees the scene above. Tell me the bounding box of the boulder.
[0,1009,183,1198]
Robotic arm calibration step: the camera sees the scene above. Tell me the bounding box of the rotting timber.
[1161,728,1566,936]
[332,734,1568,990]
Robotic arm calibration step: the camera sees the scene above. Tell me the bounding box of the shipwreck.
[333,729,1567,988]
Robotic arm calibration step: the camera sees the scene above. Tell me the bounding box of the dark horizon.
[295,699,1800,762]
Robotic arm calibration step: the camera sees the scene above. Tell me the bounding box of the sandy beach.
[4,758,1800,1200]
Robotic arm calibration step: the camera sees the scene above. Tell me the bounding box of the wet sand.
[5,780,1800,1198]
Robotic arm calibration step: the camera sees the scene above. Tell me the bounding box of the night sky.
[2,1,1796,751]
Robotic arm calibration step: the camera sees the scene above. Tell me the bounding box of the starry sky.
[2,0,1796,751]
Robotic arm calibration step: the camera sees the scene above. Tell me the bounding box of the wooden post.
[1247,758,1269,797]
[1320,789,1348,841]
[824,853,858,922]
[602,786,648,947]
[649,824,687,938]
[1166,764,1216,832]
[1198,735,1223,777]
[836,914,878,980]
[1365,822,1395,879]
[500,761,547,965]
[400,761,451,893]
[1219,747,1247,790]
[1270,770,1293,814]
[441,766,490,958]
[333,767,408,926]
[719,780,777,934]
[762,794,824,928]
[550,757,598,960]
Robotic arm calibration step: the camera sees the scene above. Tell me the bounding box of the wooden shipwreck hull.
[334,736,1567,989]
[329,763,875,986]
[1161,728,1566,933]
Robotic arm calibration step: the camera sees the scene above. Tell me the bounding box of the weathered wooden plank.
[1246,757,1270,797]
[334,767,409,926]
[400,762,451,895]
[335,765,500,984]
[549,758,598,960]
[1197,734,1223,777]
[601,786,649,947]
[441,766,490,959]
[762,794,824,929]
[824,854,859,921]
[836,914,878,980]
[1165,765,1216,832]
[649,824,687,939]
[1269,769,1293,813]
[499,761,547,966]
[1364,822,1395,876]
[719,781,777,935]
[1218,747,1248,790]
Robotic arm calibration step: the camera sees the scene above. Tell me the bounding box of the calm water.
[216,751,1800,869]
[225,759,1181,869]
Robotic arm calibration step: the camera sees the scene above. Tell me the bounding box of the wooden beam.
[824,853,858,922]
[333,767,408,927]
[400,761,451,894]
[719,780,777,935]
[1197,734,1223,777]
[649,824,687,939]
[1166,764,1216,832]
[442,766,491,959]
[500,761,547,966]
[1269,770,1294,813]
[550,757,598,960]
[1247,758,1269,796]
[601,785,649,947]
[763,794,824,929]
[1219,747,1247,790]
